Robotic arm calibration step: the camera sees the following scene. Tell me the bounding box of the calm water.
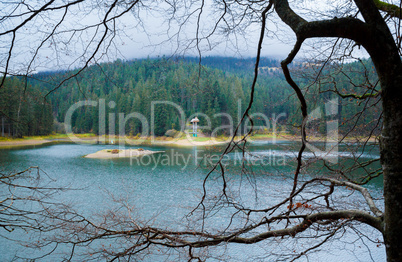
[0,141,385,261]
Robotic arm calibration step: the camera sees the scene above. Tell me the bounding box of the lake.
[0,141,385,261]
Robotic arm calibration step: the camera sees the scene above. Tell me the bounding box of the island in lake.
[84,148,164,159]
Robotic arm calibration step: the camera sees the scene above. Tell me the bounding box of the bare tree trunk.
[379,65,402,262]
[362,17,402,258]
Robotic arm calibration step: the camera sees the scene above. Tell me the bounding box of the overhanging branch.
[122,210,382,248]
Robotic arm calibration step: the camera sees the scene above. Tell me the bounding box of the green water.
[0,141,384,261]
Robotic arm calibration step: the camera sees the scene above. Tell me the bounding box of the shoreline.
[0,136,228,148]
[0,139,55,148]
[0,134,377,149]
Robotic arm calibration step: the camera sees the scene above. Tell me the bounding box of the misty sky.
[0,1,369,74]
[0,1,297,74]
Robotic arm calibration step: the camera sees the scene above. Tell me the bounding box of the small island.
[84,148,164,159]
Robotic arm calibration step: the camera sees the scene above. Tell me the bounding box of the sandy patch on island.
[84,149,164,159]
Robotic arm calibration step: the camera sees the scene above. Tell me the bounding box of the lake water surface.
[0,141,385,261]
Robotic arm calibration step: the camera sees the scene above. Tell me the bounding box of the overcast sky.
[0,1,299,74]
[0,0,370,74]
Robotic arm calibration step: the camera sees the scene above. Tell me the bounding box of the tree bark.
[378,61,402,262]
[367,46,402,261]
[353,2,402,261]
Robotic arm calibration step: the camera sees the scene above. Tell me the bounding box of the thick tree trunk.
[370,36,402,260]
[351,3,402,258]
[379,63,402,262]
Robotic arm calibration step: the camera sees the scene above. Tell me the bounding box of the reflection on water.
[0,141,385,261]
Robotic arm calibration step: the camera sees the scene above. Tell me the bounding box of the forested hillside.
[1,57,381,137]
[0,77,53,137]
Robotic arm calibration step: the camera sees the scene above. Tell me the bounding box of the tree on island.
[0,0,401,261]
